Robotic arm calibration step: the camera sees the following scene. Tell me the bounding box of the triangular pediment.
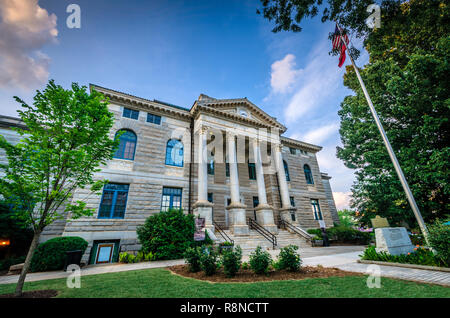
[196,95,286,131]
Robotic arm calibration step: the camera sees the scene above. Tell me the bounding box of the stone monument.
[375,227,414,255]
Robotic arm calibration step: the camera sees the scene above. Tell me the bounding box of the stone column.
[274,143,296,223]
[193,126,214,231]
[252,138,277,233]
[226,132,249,236]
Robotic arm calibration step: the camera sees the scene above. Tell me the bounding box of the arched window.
[165,139,184,167]
[114,129,137,160]
[283,160,290,182]
[304,164,314,185]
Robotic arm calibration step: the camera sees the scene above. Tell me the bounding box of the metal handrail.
[248,218,277,249]
[279,218,314,242]
[213,221,234,245]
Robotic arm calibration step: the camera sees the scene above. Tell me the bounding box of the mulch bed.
[168,264,363,283]
[0,290,58,298]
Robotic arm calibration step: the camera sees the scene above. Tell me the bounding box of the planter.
[311,240,323,247]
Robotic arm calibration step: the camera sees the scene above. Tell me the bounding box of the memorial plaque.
[371,215,390,229]
[375,227,414,255]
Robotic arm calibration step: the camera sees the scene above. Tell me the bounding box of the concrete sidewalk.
[1,245,449,287]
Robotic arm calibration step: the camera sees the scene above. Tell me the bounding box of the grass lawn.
[0,268,448,298]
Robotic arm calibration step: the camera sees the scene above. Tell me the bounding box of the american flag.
[332,24,349,67]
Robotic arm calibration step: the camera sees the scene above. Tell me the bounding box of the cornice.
[91,84,192,122]
[281,136,322,153]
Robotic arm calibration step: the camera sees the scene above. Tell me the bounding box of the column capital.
[199,126,209,135]
[274,143,283,152]
[226,130,237,140]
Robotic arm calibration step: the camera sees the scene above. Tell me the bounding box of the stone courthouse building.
[0,85,339,264]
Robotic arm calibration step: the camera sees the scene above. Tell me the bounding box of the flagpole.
[336,25,430,245]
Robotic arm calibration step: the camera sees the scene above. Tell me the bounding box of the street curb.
[357,259,450,272]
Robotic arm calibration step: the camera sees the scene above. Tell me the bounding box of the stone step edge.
[357,259,450,272]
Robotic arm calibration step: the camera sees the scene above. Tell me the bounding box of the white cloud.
[333,191,352,210]
[270,54,301,94]
[0,0,57,89]
[283,39,342,124]
[302,123,340,144]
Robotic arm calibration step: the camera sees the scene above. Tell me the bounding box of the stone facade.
[0,85,339,264]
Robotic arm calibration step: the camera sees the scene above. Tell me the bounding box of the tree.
[336,1,449,227]
[337,209,357,228]
[258,0,449,228]
[0,80,118,296]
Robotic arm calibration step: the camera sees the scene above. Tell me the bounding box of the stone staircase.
[214,228,311,255]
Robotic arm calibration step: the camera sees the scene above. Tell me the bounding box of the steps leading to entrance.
[214,228,311,254]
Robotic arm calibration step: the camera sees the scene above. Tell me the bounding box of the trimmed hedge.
[137,209,212,260]
[307,226,372,244]
[30,237,88,272]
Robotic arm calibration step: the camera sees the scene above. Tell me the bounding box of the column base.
[193,201,214,232]
[255,204,278,234]
[280,206,298,223]
[226,204,249,236]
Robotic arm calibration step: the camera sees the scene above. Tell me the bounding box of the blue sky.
[0,0,369,209]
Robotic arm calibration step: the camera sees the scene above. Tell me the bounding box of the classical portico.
[192,111,295,236]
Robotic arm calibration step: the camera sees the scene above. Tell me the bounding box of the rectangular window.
[207,161,215,175]
[98,184,129,219]
[161,187,182,212]
[311,199,323,220]
[252,196,259,208]
[225,163,230,177]
[290,196,295,207]
[123,107,139,120]
[147,113,161,125]
[207,193,213,203]
[248,162,256,180]
[289,147,296,155]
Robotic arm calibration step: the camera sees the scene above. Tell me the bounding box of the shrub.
[200,247,219,276]
[277,245,302,272]
[308,226,372,244]
[0,256,26,271]
[427,220,450,266]
[30,236,88,272]
[241,262,249,270]
[183,246,203,272]
[249,246,272,275]
[221,246,242,278]
[137,209,212,260]
[119,252,136,263]
[360,245,443,267]
[119,251,155,264]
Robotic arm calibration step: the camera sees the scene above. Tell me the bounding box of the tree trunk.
[14,230,41,297]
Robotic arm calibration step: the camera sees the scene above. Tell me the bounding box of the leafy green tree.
[0,80,118,296]
[258,0,449,227]
[337,1,449,226]
[337,209,357,228]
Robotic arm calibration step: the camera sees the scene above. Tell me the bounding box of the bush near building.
[137,209,212,260]
[30,237,88,272]
[307,226,372,244]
